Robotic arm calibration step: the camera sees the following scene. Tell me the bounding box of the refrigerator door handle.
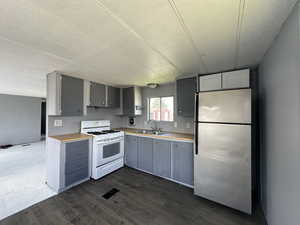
[194,92,199,155]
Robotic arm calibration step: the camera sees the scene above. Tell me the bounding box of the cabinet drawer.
[65,168,89,187]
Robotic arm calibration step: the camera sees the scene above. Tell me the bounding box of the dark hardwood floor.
[0,167,267,225]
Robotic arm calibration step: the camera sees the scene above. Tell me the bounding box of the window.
[148,96,174,122]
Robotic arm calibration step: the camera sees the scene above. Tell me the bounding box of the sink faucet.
[150,121,162,132]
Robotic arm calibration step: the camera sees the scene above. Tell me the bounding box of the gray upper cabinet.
[172,142,194,186]
[107,86,120,108]
[125,135,138,168]
[222,69,250,89]
[61,75,84,116]
[176,77,197,117]
[47,72,84,116]
[138,137,153,173]
[123,87,142,116]
[153,139,171,178]
[199,73,222,91]
[90,82,106,107]
[88,82,120,108]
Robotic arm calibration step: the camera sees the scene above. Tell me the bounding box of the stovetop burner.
[87,130,120,135]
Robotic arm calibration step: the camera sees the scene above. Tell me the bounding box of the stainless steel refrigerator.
[194,88,252,214]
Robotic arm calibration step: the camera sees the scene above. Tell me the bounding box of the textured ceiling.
[0,0,297,97]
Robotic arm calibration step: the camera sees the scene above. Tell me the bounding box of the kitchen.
[0,1,299,225]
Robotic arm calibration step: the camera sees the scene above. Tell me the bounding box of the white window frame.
[147,96,174,122]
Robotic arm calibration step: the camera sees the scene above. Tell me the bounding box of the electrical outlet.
[54,120,63,127]
[186,122,191,129]
[174,121,178,128]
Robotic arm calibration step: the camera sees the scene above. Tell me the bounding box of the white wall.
[0,94,42,145]
[259,3,300,225]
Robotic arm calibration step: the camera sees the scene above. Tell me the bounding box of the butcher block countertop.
[115,128,194,142]
[49,133,91,142]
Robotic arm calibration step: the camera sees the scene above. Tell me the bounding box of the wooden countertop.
[115,128,194,142]
[49,133,91,142]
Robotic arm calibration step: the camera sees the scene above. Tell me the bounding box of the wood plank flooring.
[0,167,267,225]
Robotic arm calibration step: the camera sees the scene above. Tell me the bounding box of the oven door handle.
[97,139,123,144]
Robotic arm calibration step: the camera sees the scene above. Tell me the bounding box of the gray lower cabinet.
[138,137,153,173]
[125,135,138,168]
[172,142,194,186]
[64,140,90,187]
[124,135,193,187]
[46,137,91,193]
[153,139,171,178]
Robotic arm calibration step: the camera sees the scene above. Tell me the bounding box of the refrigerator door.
[198,89,251,124]
[194,123,252,214]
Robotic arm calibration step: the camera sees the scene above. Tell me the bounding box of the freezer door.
[194,123,252,214]
[198,89,251,124]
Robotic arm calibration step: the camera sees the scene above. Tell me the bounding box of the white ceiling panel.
[238,0,298,67]
[173,0,239,73]
[99,0,204,74]
[0,0,297,97]
[0,37,68,97]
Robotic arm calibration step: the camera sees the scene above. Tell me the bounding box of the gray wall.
[259,3,300,225]
[48,107,123,136]
[121,82,194,134]
[0,94,42,145]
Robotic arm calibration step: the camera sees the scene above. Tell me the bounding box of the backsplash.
[48,107,123,136]
[120,82,194,134]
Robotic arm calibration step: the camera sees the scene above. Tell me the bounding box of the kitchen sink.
[136,130,168,135]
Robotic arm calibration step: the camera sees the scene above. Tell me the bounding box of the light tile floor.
[0,141,56,220]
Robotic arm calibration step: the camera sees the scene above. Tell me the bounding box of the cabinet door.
[123,87,134,115]
[138,137,153,173]
[172,142,194,186]
[125,135,138,168]
[199,74,222,91]
[177,77,197,117]
[222,69,250,89]
[107,86,120,108]
[64,140,89,187]
[61,75,84,116]
[90,82,106,107]
[153,139,171,178]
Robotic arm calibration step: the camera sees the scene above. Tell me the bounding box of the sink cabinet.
[153,139,172,178]
[124,135,138,168]
[138,137,154,173]
[124,134,194,187]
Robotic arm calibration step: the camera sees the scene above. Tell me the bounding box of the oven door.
[95,138,124,167]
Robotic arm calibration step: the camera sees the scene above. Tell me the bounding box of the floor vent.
[102,188,119,199]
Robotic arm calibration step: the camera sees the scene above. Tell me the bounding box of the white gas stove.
[81,120,124,179]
